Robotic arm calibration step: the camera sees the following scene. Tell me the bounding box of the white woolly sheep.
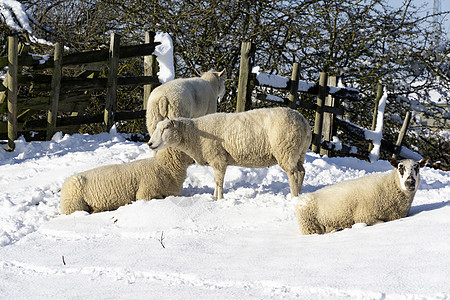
[60,148,193,214]
[145,70,226,134]
[295,158,429,234]
[148,107,312,200]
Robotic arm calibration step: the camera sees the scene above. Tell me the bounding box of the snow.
[330,136,343,151]
[153,32,175,84]
[0,0,33,35]
[366,87,388,162]
[252,67,289,89]
[399,145,424,161]
[0,0,52,46]
[265,94,284,103]
[298,80,316,92]
[1,131,449,299]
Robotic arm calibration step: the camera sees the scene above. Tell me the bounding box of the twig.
[159,231,166,249]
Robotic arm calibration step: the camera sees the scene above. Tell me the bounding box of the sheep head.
[201,70,226,98]
[148,118,181,152]
[389,157,429,193]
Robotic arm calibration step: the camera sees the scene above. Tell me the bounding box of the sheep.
[295,157,429,234]
[145,70,226,134]
[60,147,193,214]
[148,107,312,200]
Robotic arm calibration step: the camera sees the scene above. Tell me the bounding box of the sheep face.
[148,119,179,152]
[390,158,428,193]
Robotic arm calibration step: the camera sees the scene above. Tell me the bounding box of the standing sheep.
[60,148,193,214]
[145,70,226,134]
[148,107,312,200]
[295,158,429,234]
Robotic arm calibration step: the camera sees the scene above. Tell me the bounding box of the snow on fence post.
[312,71,328,154]
[392,111,412,160]
[152,32,174,84]
[320,75,338,156]
[367,86,388,162]
[104,33,120,132]
[46,42,63,140]
[368,83,384,153]
[236,41,255,112]
[7,36,18,151]
[288,62,299,109]
[143,31,158,110]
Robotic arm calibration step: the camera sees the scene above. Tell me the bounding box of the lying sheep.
[146,70,226,134]
[148,107,312,199]
[60,148,193,214]
[295,158,429,234]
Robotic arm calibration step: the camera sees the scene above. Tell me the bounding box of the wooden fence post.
[288,62,299,109]
[104,33,120,132]
[320,75,338,156]
[7,36,18,151]
[46,42,63,140]
[143,31,159,133]
[143,31,158,110]
[368,83,383,152]
[392,111,412,160]
[312,71,328,154]
[236,41,255,112]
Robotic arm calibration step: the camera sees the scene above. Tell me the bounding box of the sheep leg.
[287,170,300,198]
[367,219,385,226]
[212,165,226,200]
[297,161,306,194]
[60,176,93,214]
[278,163,299,198]
[295,203,324,235]
[61,198,92,214]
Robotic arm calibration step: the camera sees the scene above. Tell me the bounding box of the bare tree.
[2,0,448,166]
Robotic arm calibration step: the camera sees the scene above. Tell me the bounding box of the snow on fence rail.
[0,32,172,151]
[235,41,418,162]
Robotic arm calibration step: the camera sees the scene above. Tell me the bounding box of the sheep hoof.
[207,195,218,202]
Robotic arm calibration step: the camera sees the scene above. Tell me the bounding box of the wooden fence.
[0,32,161,150]
[236,41,413,161]
[1,37,414,161]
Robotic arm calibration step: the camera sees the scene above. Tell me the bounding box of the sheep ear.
[419,157,429,168]
[389,158,399,168]
[218,69,226,77]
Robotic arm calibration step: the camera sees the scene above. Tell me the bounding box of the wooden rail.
[0,32,162,149]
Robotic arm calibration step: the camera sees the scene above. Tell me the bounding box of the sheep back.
[146,72,222,134]
[60,148,192,214]
[187,107,311,168]
[61,161,142,214]
[295,170,414,234]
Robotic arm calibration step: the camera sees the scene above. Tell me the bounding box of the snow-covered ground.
[0,130,449,299]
